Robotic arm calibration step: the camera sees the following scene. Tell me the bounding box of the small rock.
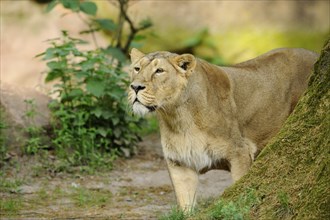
[71,182,79,188]
[0,83,52,155]
[18,185,39,194]
[0,83,51,128]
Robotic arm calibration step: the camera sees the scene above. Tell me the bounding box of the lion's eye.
[155,68,164,74]
[134,67,140,72]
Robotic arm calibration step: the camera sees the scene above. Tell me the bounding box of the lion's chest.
[161,127,229,173]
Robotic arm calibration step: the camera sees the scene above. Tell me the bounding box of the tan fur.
[128,48,318,211]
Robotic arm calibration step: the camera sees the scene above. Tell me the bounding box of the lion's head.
[128,48,196,116]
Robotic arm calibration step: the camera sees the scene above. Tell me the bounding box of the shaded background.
[1,0,329,93]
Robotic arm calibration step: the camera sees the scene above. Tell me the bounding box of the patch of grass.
[20,184,112,214]
[159,198,217,220]
[36,188,49,200]
[207,188,260,220]
[0,177,23,193]
[0,197,22,215]
[159,207,187,220]
[273,191,293,219]
[71,186,112,208]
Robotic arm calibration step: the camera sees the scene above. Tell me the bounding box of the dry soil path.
[1,134,232,219]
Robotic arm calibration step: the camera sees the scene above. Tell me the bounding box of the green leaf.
[94,19,117,31]
[47,60,66,70]
[101,110,112,119]
[97,127,107,137]
[44,48,56,60]
[106,47,127,63]
[133,35,146,41]
[139,18,152,29]
[79,2,97,16]
[67,88,83,98]
[110,87,125,100]
[75,71,87,79]
[91,107,102,118]
[35,51,45,58]
[86,78,105,97]
[45,70,63,82]
[113,128,121,138]
[130,41,143,49]
[45,0,58,13]
[60,0,80,12]
[112,118,120,126]
[80,59,95,71]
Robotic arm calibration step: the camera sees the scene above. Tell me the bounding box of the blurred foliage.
[139,27,328,65]
[176,29,226,65]
[212,28,329,63]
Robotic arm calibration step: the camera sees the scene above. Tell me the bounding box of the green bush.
[37,0,150,168]
[39,31,143,167]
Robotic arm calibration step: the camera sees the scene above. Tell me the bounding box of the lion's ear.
[130,48,145,63]
[171,54,197,76]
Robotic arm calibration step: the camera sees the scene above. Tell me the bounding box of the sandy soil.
[1,134,232,219]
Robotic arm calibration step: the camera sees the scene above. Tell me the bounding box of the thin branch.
[115,1,126,49]
[118,0,150,54]
[77,13,99,49]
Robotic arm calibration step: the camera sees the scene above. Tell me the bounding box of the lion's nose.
[130,83,146,93]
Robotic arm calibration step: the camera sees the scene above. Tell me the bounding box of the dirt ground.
[1,134,232,220]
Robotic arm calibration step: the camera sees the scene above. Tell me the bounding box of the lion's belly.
[161,128,230,173]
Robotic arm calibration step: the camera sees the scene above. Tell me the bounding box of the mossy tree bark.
[209,39,330,219]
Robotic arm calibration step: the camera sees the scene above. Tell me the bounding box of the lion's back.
[222,48,318,148]
[232,48,317,70]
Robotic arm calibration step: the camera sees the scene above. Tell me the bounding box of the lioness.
[128,48,318,211]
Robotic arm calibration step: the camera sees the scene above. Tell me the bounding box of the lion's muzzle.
[129,83,158,116]
[130,83,146,94]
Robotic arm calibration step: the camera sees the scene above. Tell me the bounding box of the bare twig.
[77,13,99,49]
[106,0,152,55]
[118,0,150,54]
[115,0,126,49]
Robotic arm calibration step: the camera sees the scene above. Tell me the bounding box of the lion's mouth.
[133,99,157,113]
[146,105,157,112]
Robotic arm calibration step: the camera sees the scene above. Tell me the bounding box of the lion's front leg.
[229,138,257,181]
[230,155,252,181]
[166,160,199,212]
